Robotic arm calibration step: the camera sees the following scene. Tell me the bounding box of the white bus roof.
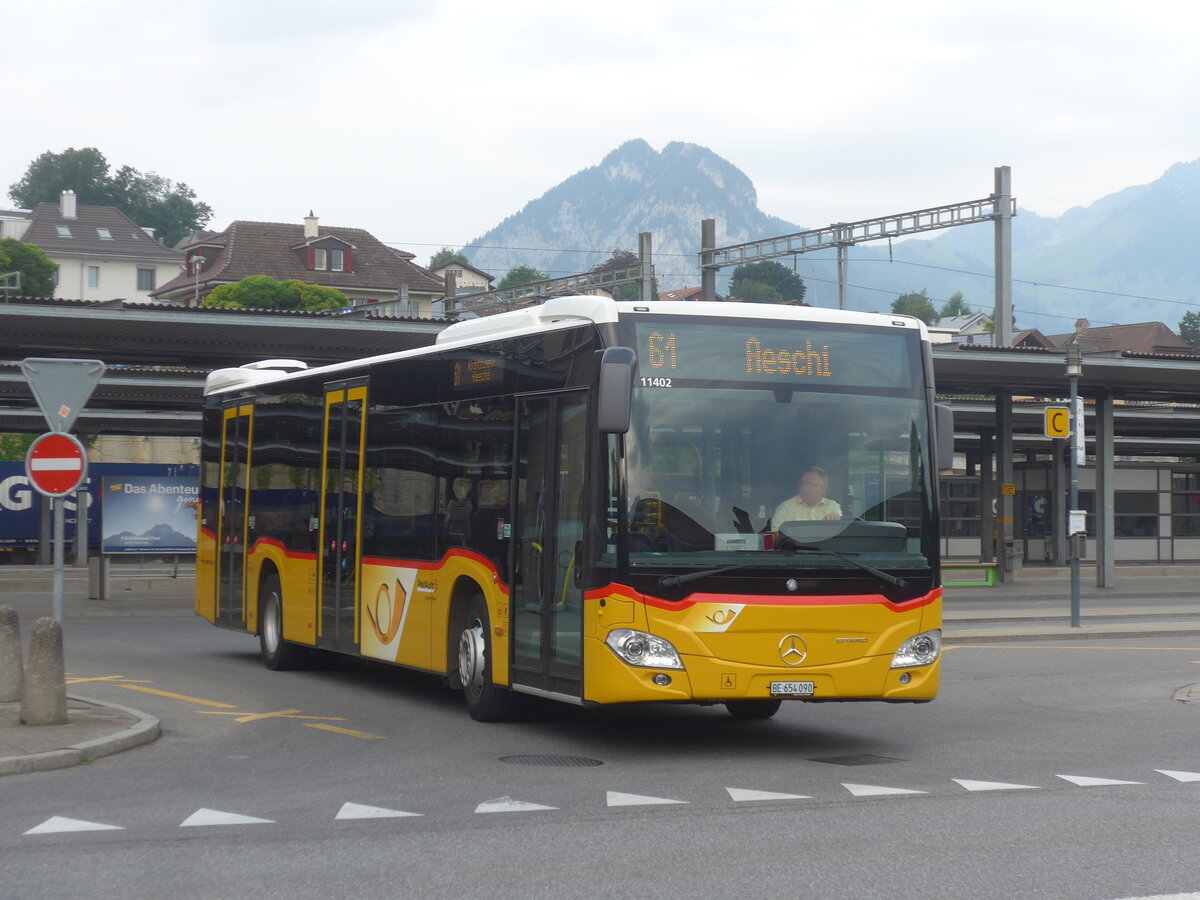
[205,296,928,395]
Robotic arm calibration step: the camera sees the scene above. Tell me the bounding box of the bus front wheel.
[457,594,515,722]
[259,573,306,671]
[724,699,782,720]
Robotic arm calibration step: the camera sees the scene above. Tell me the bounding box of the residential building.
[659,286,706,302]
[0,209,30,240]
[429,259,494,295]
[153,213,446,317]
[1045,320,1194,356]
[7,191,182,301]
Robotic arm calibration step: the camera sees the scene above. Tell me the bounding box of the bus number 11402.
[640,377,673,388]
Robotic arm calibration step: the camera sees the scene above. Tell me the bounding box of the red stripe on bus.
[586,583,940,613]
[246,536,317,560]
[359,548,511,594]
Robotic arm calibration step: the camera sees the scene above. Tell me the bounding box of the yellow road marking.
[197,709,347,723]
[119,684,237,708]
[70,672,379,738]
[303,723,385,740]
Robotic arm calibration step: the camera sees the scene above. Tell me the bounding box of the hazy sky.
[6,0,1198,270]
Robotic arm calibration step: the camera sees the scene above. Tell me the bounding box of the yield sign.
[20,357,106,433]
[26,432,88,497]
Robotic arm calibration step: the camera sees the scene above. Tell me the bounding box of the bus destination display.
[634,320,914,389]
[450,357,501,390]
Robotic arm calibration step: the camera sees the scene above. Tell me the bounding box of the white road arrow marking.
[475,797,557,813]
[24,816,123,835]
[1155,769,1200,783]
[842,783,927,797]
[725,787,811,802]
[1055,774,1144,787]
[179,808,274,827]
[606,791,687,807]
[953,779,1040,792]
[336,802,422,820]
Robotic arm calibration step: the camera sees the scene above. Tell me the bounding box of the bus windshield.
[615,316,935,574]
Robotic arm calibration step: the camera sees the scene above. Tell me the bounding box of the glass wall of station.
[941,462,1200,564]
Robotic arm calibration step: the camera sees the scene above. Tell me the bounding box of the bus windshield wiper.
[788,545,909,590]
[658,564,751,588]
[657,550,909,591]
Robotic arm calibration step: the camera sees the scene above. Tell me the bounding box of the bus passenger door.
[215,404,252,627]
[318,382,367,653]
[510,391,588,700]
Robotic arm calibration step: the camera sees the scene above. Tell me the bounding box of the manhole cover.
[809,754,904,767]
[500,754,604,768]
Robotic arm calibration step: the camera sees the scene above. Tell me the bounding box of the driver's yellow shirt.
[771,496,843,527]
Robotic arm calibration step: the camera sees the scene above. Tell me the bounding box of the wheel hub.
[263,595,281,652]
[458,620,485,694]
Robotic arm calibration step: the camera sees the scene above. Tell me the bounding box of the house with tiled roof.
[1045,320,1194,356]
[429,259,494,295]
[153,213,446,316]
[659,286,706,302]
[10,191,183,301]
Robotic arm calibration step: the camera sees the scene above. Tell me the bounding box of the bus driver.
[772,466,843,527]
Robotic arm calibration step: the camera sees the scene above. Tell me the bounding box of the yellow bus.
[196,296,950,721]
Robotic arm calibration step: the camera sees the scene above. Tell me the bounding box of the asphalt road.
[1,615,1198,900]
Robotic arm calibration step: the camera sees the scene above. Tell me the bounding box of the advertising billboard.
[101,475,199,555]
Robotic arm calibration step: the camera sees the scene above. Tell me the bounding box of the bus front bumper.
[582,636,940,705]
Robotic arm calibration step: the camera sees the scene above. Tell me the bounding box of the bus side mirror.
[935,403,954,470]
[597,346,637,434]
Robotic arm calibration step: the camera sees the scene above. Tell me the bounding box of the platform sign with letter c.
[1044,406,1070,439]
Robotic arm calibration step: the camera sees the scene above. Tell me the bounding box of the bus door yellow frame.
[317,383,368,651]
[214,404,253,627]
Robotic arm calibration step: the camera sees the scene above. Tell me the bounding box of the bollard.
[20,616,66,726]
[0,606,22,702]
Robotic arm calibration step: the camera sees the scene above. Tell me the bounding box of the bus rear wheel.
[457,594,515,722]
[724,699,782,720]
[259,573,306,671]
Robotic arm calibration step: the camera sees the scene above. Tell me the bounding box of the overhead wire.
[389,239,1194,321]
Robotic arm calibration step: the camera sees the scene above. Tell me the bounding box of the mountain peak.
[464,140,790,287]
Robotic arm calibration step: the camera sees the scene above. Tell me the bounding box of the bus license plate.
[770,681,815,697]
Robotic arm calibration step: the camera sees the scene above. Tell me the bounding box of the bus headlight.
[890,630,941,668]
[606,628,684,670]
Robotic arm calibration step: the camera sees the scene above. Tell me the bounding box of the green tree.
[891,290,938,325]
[202,275,348,311]
[108,167,212,247]
[589,248,657,300]
[429,247,470,268]
[286,280,350,311]
[0,239,56,297]
[9,147,212,247]
[8,147,112,207]
[1179,310,1200,351]
[496,265,548,291]
[730,261,806,304]
[0,433,36,462]
[938,290,970,319]
[735,281,783,304]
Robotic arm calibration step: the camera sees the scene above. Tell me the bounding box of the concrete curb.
[0,694,160,776]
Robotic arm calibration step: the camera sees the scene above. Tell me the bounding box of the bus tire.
[457,593,515,722]
[724,699,782,720]
[259,572,306,671]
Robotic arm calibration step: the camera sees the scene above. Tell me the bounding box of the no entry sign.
[25,432,88,497]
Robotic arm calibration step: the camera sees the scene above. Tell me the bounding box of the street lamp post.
[191,255,205,307]
[1067,344,1082,627]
